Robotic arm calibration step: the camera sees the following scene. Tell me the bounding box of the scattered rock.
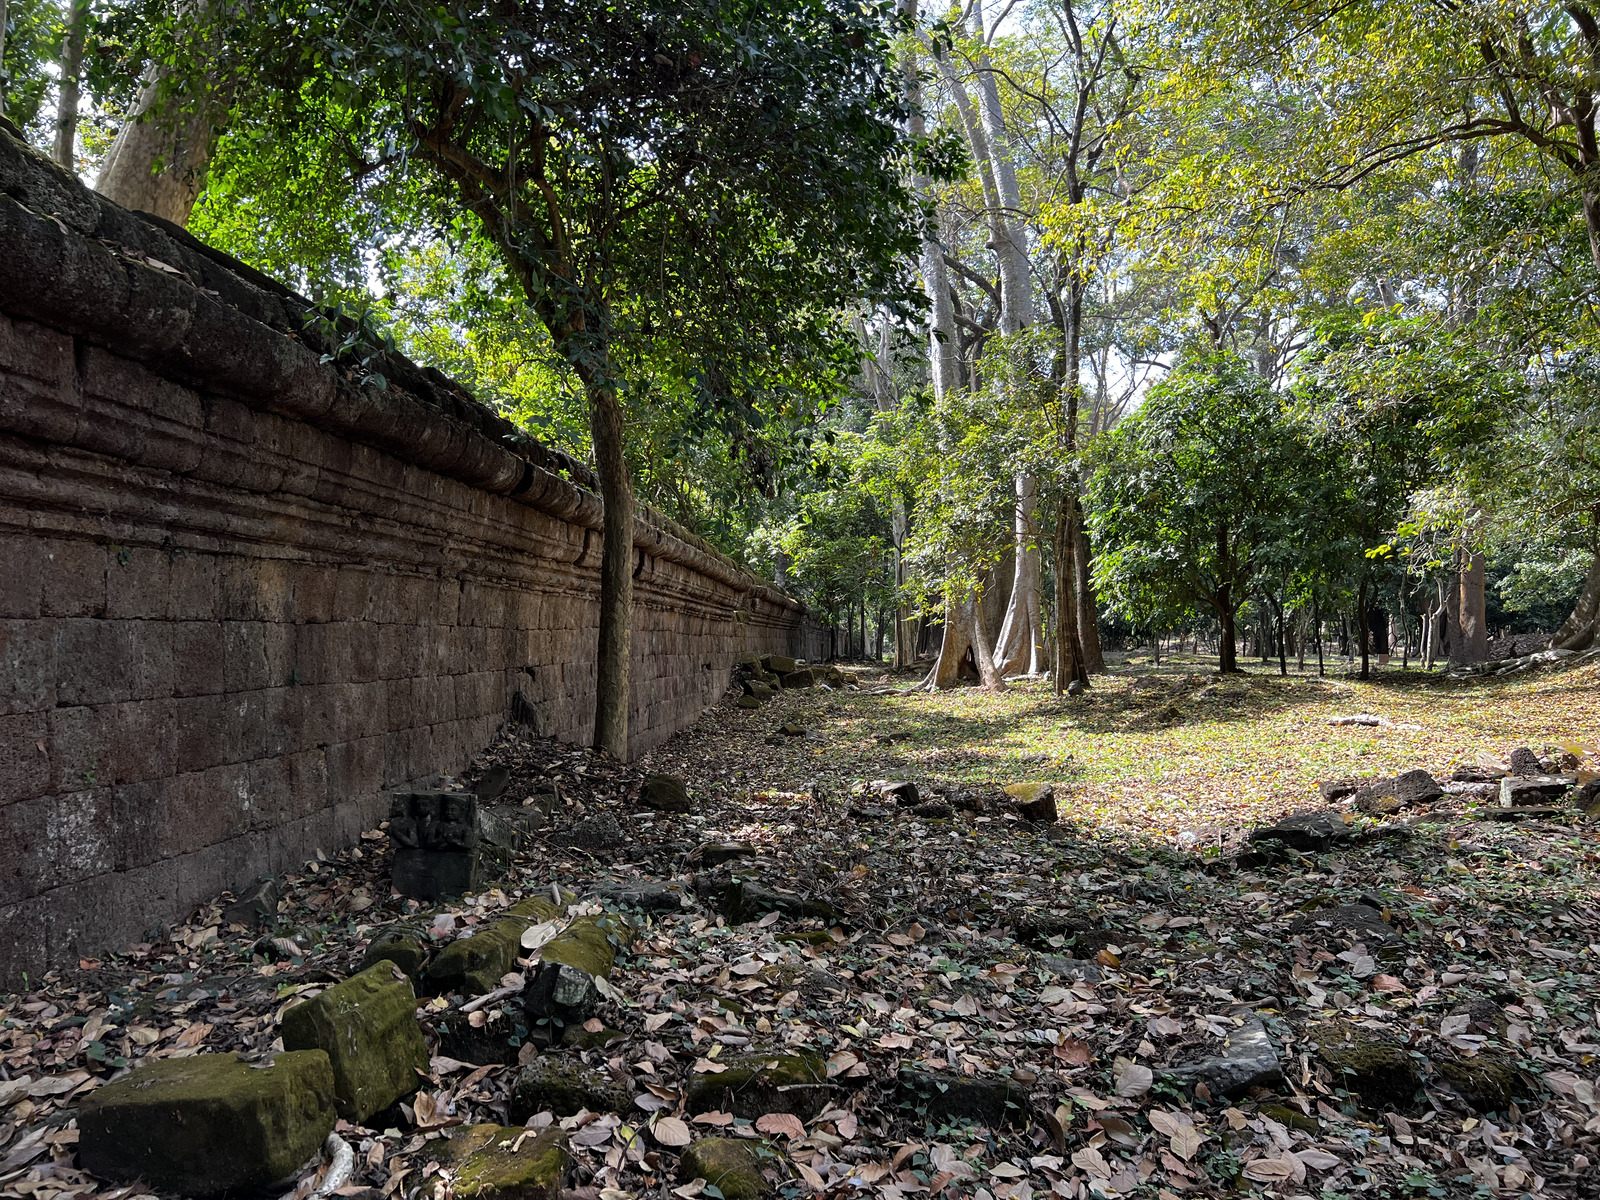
[1156,1017,1282,1098]
[78,1051,338,1195]
[222,877,280,930]
[508,1059,632,1120]
[1005,782,1057,823]
[475,765,514,802]
[677,1137,771,1200]
[1066,679,1085,696]
[523,914,628,1025]
[737,694,762,710]
[359,927,431,981]
[698,842,756,867]
[1037,955,1102,983]
[873,780,919,805]
[1437,1051,1521,1112]
[1354,770,1442,814]
[559,813,627,852]
[912,801,954,819]
[562,1024,626,1050]
[895,1068,1028,1126]
[1507,747,1543,776]
[1248,811,1351,853]
[1499,775,1574,807]
[442,1125,569,1200]
[780,669,817,690]
[1012,912,1087,950]
[281,962,428,1122]
[640,774,691,814]
[686,1053,831,1118]
[763,655,799,675]
[1290,904,1400,951]
[1452,764,1503,783]
[778,724,807,738]
[699,876,838,925]
[847,804,889,821]
[591,880,692,913]
[1312,1023,1419,1108]
[1318,779,1363,802]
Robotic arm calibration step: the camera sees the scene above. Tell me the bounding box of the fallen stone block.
[426,896,567,996]
[699,876,839,925]
[509,1059,632,1121]
[591,879,692,912]
[687,1053,831,1118]
[896,1068,1028,1126]
[913,800,954,819]
[737,694,762,709]
[1506,746,1543,776]
[873,779,919,806]
[281,962,428,1123]
[1312,1022,1419,1108]
[763,655,799,675]
[522,913,629,1027]
[79,1051,336,1195]
[1037,955,1102,983]
[359,926,431,981]
[1004,782,1057,823]
[1248,811,1350,854]
[641,774,691,813]
[1156,1017,1282,1098]
[1437,1050,1521,1112]
[443,1125,568,1200]
[223,877,280,930]
[1500,775,1574,807]
[677,1137,771,1200]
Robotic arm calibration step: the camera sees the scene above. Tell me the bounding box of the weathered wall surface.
[0,128,825,987]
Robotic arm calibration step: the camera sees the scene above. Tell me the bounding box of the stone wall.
[0,127,826,988]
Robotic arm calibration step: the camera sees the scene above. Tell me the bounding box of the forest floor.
[4,653,1600,1200]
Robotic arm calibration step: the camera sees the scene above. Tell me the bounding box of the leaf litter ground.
[3,652,1600,1200]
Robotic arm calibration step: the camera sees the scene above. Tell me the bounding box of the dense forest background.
[5,0,1599,691]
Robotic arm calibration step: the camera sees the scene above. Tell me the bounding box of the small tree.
[1085,354,1305,672]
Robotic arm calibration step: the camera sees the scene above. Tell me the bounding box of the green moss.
[281,962,427,1122]
[562,1025,626,1050]
[1313,1023,1419,1109]
[359,928,429,981]
[1256,1103,1318,1133]
[427,895,573,996]
[78,1051,336,1195]
[686,1053,830,1118]
[509,1059,632,1120]
[447,1125,569,1200]
[677,1137,771,1200]
[1437,1053,1520,1112]
[539,914,626,979]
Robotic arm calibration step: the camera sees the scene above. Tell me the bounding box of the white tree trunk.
[96,74,215,225]
[1553,551,1600,652]
[53,0,87,169]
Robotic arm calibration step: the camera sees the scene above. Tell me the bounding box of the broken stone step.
[686,1052,831,1118]
[1499,775,1575,807]
[522,912,631,1025]
[281,961,428,1123]
[79,1051,337,1195]
[442,1125,569,1200]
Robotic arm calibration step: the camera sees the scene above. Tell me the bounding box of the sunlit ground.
[715,650,1600,849]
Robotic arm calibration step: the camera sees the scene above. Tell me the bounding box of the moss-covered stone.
[445,1125,568,1200]
[1437,1052,1521,1112]
[426,896,567,996]
[281,962,428,1122]
[359,927,430,981]
[79,1051,336,1196]
[523,913,628,1025]
[642,774,692,813]
[763,655,799,675]
[737,695,762,710]
[1313,1023,1419,1109]
[677,1138,771,1200]
[686,1053,830,1118]
[1256,1103,1318,1133]
[509,1058,632,1121]
[779,670,816,690]
[777,930,834,946]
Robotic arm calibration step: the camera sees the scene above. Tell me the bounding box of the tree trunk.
[53,0,87,169]
[0,0,9,117]
[931,592,1004,691]
[994,474,1043,675]
[1358,576,1371,680]
[1274,596,1287,676]
[1076,525,1104,674]
[586,378,634,759]
[1553,550,1600,651]
[1457,552,1488,664]
[96,73,217,225]
[1218,588,1238,674]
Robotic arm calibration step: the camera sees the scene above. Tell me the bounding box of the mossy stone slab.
[78,1050,336,1195]
[509,1058,632,1120]
[281,962,428,1122]
[426,896,567,996]
[678,1137,771,1200]
[446,1125,569,1200]
[686,1053,830,1118]
[359,927,430,981]
[1313,1023,1419,1109]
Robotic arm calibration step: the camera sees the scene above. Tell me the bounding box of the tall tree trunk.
[1553,550,1600,651]
[1457,551,1488,664]
[1052,499,1087,691]
[586,377,634,759]
[1075,525,1104,674]
[0,0,9,117]
[1218,587,1237,674]
[930,593,1004,691]
[53,0,87,169]
[1274,595,1287,676]
[1358,576,1371,680]
[96,74,216,225]
[994,475,1043,675]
